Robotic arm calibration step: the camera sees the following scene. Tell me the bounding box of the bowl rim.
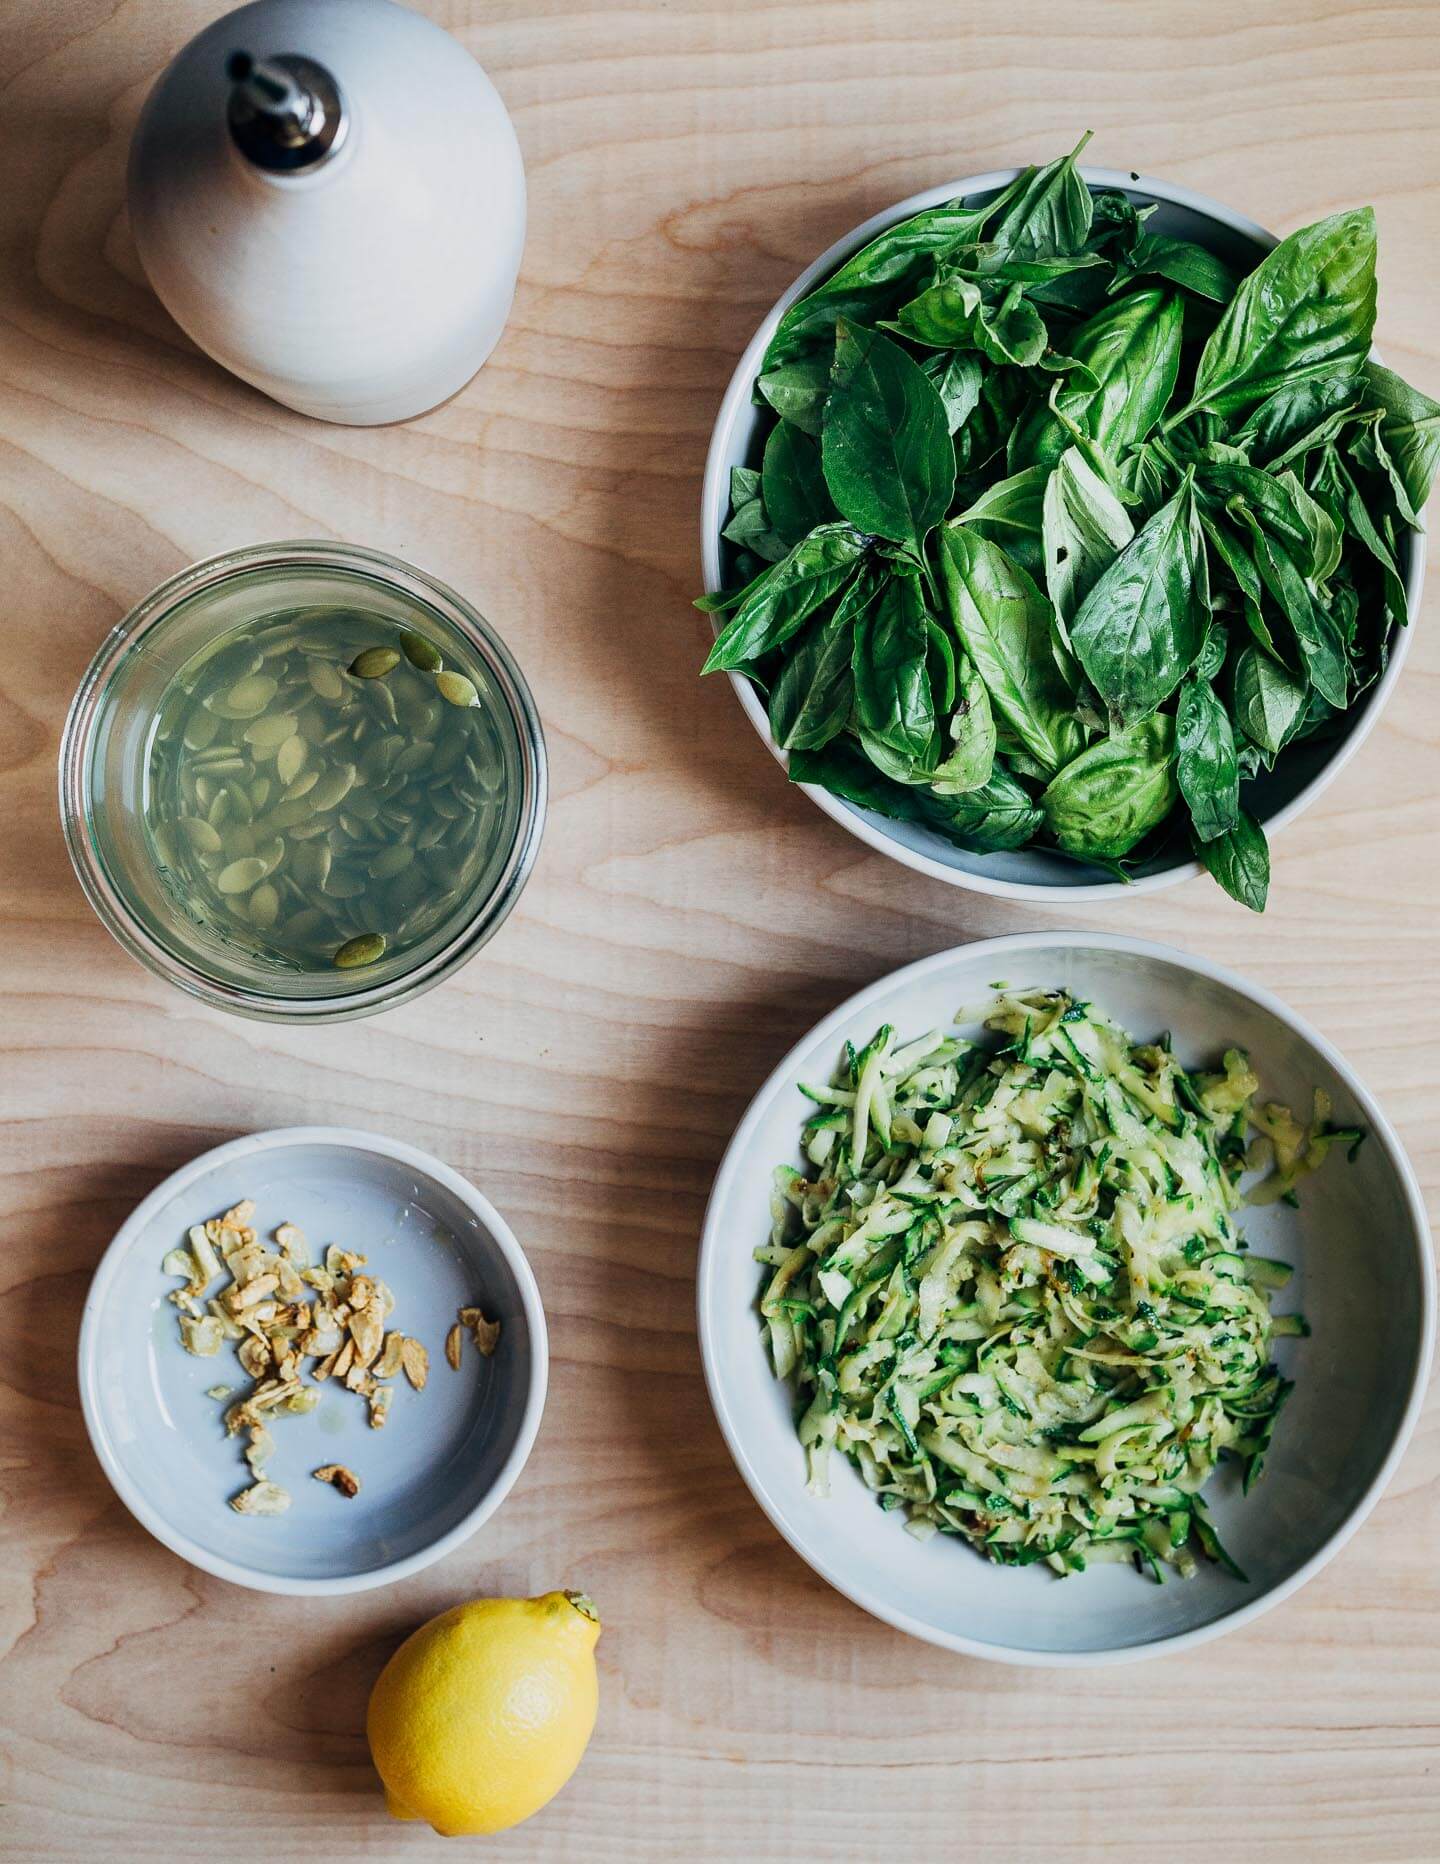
[695,929,1436,1664]
[700,164,1427,902]
[58,538,548,1023]
[77,1125,550,1596]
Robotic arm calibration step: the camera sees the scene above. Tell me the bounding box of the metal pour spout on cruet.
[225,48,348,171]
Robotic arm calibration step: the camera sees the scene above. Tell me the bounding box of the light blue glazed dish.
[79,1127,547,1594]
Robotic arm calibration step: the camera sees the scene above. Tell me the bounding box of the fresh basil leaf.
[1111,231,1238,304]
[956,464,1049,576]
[890,273,981,347]
[1232,646,1308,756]
[1234,507,1348,709]
[954,367,1029,476]
[721,481,790,562]
[924,613,957,711]
[1277,468,1342,585]
[920,350,984,434]
[1361,360,1440,524]
[788,740,1040,851]
[1309,443,1408,626]
[1084,189,1146,257]
[930,655,996,794]
[937,763,1043,849]
[937,523,1084,775]
[822,322,955,560]
[965,252,1111,322]
[852,573,937,765]
[763,420,833,549]
[1178,209,1377,421]
[1040,713,1177,861]
[893,274,1048,367]
[975,282,1048,367]
[988,130,1094,260]
[1042,446,1134,632]
[1070,480,1208,728]
[1010,288,1184,470]
[855,728,929,784]
[1175,677,1239,841]
[1118,438,1175,515]
[960,245,1106,288]
[1194,626,1226,682]
[788,737,929,814]
[1200,452,1340,584]
[1033,349,1102,392]
[762,172,1036,370]
[1195,809,1270,911]
[703,523,869,672]
[1234,370,1363,469]
[1198,509,1277,654]
[1236,741,1266,781]
[767,572,874,751]
[695,553,779,614]
[757,353,831,435]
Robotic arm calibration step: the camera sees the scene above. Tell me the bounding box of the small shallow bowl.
[701,166,1425,902]
[79,1128,547,1595]
[697,932,1433,1664]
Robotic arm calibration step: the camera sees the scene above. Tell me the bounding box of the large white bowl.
[696,932,1433,1663]
[700,167,1426,901]
[80,1127,547,1595]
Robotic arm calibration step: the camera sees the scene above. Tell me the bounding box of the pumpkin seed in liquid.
[180,816,223,853]
[217,856,267,894]
[183,710,220,752]
[350,646,401,679]
[401,631,443,672]
[436,670,479,708]
[369,844,414,880]
[307,659,346,701]
[143,605,520,979]
[309,764,356,812]
[334,932,386,969]
[248,882,281,928]
[218,674,278,717]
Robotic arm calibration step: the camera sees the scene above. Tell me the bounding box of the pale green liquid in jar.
[143,607,518,976]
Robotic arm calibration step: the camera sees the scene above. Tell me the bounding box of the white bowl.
[700,166,1426,902]
[696,932,1433,1663]
[79,1127,547,1595]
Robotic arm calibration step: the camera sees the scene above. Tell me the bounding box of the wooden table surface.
[4,1,1439,1857]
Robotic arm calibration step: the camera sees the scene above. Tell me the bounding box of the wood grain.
[2,1,1438,1857]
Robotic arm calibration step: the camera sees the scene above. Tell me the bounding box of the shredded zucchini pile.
[758,988,1359,1581]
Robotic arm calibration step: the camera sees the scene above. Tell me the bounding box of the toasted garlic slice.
[313,1464,361,1497]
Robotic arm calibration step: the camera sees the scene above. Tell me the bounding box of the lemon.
[367,1591,600,1837]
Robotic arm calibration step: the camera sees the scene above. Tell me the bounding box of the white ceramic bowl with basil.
[700,160,1429,904]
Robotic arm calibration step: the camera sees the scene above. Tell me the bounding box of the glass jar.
[59,540,546,1022]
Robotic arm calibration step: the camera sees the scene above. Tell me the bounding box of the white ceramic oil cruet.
[127,0,526,426]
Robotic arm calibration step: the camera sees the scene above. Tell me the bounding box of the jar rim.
[59,539,547,1023]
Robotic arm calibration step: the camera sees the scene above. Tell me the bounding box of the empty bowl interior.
[82,1137,539,1588]
[704,169,1422,895]
[698,937,1431,1660]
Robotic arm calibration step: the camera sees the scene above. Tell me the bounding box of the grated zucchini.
[756,987,1356,1582]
